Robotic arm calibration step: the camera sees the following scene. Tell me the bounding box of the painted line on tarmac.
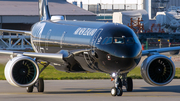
[87,90,92,92]
[0,92,43,95]
[86,88,110,92]
[124,95,180,97]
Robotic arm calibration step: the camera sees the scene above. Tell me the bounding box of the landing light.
[107,54,111,60]
[112,73,116,77]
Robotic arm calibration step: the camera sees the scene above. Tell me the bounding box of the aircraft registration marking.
[74,27,97,36]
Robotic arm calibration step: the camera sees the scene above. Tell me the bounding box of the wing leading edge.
[142,46,180,56]
[0,29,31,35]
[0,50,64,64]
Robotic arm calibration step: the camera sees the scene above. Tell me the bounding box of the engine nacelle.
[4,56,39,87]
[141,55,175,86]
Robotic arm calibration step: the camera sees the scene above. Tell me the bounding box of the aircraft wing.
[0,29,31,35]
[0,50,64,64]
[142,46,180,56]
[0,48,91,64]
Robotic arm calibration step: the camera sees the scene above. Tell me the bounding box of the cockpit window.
[113,37,134,44]
[101,37,134,45]
[101,37,108,45]
[106,37,112,44]
[113,37,124,44]
[126,37,134,44]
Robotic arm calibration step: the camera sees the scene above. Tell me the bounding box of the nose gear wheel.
[111,86,123,96]
[111,71,133,96]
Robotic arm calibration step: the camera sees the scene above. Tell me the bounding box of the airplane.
[0,0,179,96]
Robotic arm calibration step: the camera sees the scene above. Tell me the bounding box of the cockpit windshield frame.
[105,37,113,44]
[126,37,134,44]
[101,36,135,45]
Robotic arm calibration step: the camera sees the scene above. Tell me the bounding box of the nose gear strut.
[111,70,123,96]
[111,70,133,96]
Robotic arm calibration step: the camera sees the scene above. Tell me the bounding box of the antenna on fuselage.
[39,0,51,21]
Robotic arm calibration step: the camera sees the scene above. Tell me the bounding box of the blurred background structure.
[0,0,180,50]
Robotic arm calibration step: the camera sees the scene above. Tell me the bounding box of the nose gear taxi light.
[112,73,116,77]
[107,54,111,60]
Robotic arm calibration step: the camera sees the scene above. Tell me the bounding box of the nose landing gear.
[111,76,123,96]
[110,72,133,96]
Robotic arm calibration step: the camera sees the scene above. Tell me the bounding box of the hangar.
[0,0,96,30]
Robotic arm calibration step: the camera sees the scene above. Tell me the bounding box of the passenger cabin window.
[106,37,112,44]
[113,37,124,44]
[101,37,108,45]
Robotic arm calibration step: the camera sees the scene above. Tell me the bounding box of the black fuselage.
[31,20,142,74]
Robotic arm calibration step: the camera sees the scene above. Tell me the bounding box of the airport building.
[0,0,96,30]
[0,0,96,50]
[67,0,180,20]
[1,0,179,30]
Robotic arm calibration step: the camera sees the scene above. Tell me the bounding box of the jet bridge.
[0,31,32,51]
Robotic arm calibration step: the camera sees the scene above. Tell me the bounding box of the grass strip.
[0,63,180,80]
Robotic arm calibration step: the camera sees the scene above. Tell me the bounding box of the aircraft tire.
[111,87,117,96]
[37,78,44,92]
[27,85,34,93]
[126,77,133,92]
[116,87,123,96]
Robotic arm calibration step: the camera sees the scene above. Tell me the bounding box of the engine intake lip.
[5,56,39,87]
[148,58,173,84]
[141,55,175,86]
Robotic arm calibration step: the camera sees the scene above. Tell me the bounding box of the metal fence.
[145,38,170,50]
[0,31,32,50]
[83,4,139,14]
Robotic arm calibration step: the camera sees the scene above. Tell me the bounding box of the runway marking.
[124,95,180,97]
[87,90,92,92]
[0,92,43,95]
[87,88,109,91]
